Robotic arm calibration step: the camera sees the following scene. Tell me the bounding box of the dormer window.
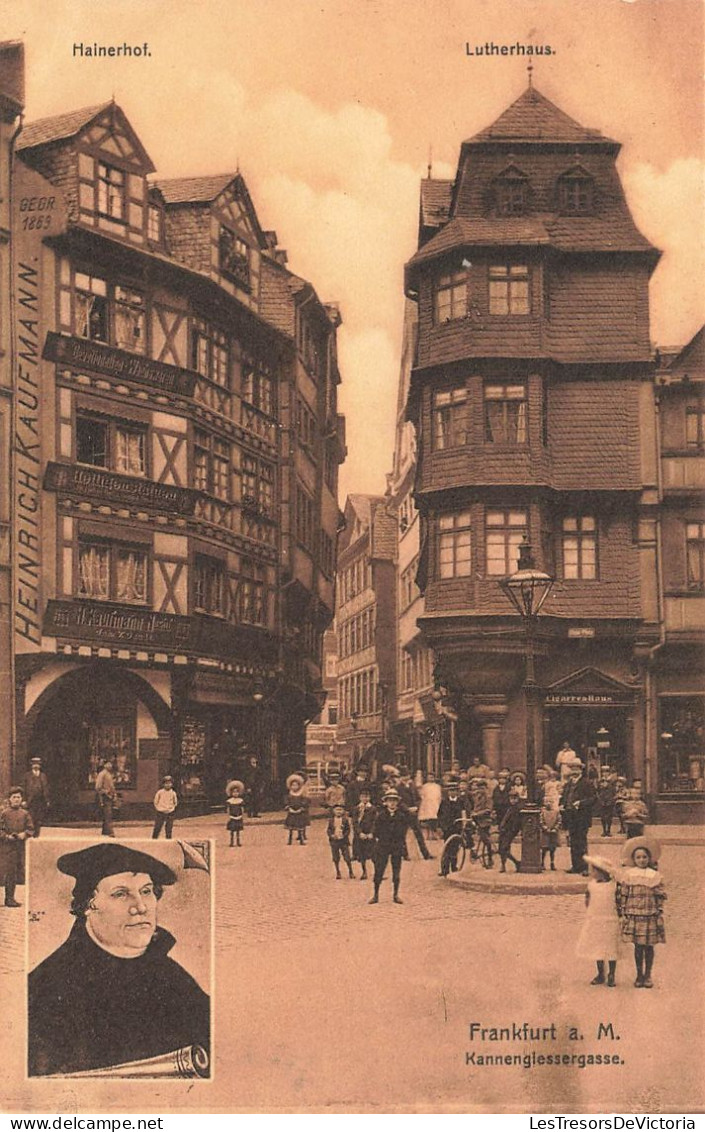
[494,169,530,216]
[219,226,251,291]
[557,168,595,215]
[98,162,125,221]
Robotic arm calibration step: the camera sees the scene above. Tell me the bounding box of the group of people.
[284,764,437,902]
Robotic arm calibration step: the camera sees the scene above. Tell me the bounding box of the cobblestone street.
[2,816,703,1113]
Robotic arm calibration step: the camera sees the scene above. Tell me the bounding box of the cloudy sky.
[6,0,703,498]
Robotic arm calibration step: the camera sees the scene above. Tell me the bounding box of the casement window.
[432,387,468,450]
[438,512,472,579]
[400,648,414,693]
[191,320,229,387]
[219,227,251,291]
[485,510,527,576]
[147,204,162,243]
[320,531,336,578]
[324,444,337,492]
[242,454,275,516]
[74,273,145,355]
[97,162,125,220]
[434,270,468,324]
[297,398,317,450]
[296,486,316,551]
[686,522,705,590]
[78,540,148,604]
[193,429,230,499]
[557,172,594,215]
[686,405,705,450]
[194,555,227,616]
[76,414,147,477]
[75,273,108,342]
[484,382,527,444]
[114,287,145,353]
[400,559,419,608]
[296,314,322,377]
[242,368,275,417]
[238,558,266,625]
[489,264,530,315]
[562,516,597,580]
[495,174,529,216]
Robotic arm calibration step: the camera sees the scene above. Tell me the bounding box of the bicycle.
[438,815,485,875]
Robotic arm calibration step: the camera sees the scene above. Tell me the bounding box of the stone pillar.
[473,701,508,771]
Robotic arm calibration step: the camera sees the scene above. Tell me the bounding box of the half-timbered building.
[11,100,343,816]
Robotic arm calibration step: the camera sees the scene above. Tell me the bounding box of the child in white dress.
[576,853,623,987]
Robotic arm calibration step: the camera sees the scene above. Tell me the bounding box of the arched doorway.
[26,664,172,820]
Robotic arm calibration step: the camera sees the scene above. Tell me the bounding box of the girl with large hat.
[284,774,310,846]
[616,836,667,988]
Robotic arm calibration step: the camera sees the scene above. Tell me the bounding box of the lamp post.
[499,536,554,873]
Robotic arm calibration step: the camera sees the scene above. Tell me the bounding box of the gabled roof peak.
[467,86,617,147]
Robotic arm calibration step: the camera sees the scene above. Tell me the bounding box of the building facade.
[0,42,24,799]
[9,99,343,816]
[650,329,705,819]
[336,494,397,770]
[304,625,345,775]
[404,84,664,789]
[385,300,440,776]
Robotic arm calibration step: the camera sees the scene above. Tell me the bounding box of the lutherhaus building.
[402,82,704,820]
[6,89,344,816]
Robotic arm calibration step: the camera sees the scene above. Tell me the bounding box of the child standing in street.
[226,779,245,847]
[352,787,377,880]
[327,802,354,879]
[617,836,666,988]
[576,854,623,987]
[497,786,523,873]
[621,780,649,839]
[152,775,178,839]
[284,773,310,845]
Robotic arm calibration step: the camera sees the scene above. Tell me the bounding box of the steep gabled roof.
[666,326,705,378]
[467,86,616,147]
[154,173,237,205]
[17,102,112,150]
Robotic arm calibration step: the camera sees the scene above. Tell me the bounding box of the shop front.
[542,668,639,781]
[23,662,173,820]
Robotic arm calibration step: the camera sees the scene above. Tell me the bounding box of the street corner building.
[393,83,704,819]
[0,45,346,818]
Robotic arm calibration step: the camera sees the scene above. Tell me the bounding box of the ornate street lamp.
[499,536,554,873]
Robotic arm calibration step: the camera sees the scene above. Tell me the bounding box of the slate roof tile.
[17,102,111,150]
[154,173,237,205]
[467,86,615,146]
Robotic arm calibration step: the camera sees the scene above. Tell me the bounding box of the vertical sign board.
[12,165,66,653]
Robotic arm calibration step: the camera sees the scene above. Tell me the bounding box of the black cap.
[57,843,177,889]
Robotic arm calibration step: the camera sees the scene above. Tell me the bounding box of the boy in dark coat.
[369,789,410,905]
[498,787,523,872]
[327,803,354,879]
[352,787,376,880]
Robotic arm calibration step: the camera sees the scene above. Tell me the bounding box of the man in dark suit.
[561,762,596,874]
[397,767,434,860]
[24,757,50,837]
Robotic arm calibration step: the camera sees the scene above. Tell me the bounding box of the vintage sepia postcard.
[0,0,703,1117]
